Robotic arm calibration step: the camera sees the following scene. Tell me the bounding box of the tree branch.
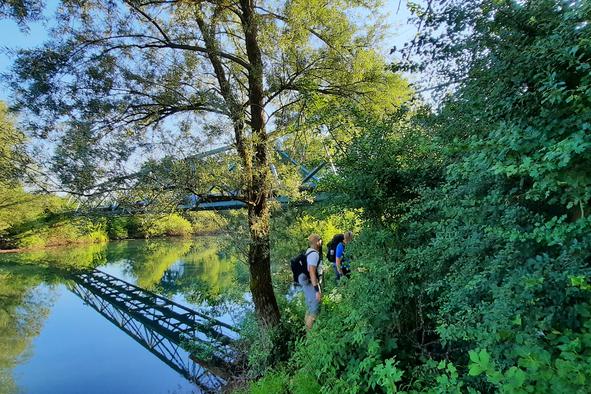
[123,0,172,42]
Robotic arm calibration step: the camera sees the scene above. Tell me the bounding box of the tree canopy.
[8,0,409,326]
[9,0,406,195]
[0,101,28,186]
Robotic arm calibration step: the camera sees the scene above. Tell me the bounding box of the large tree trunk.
[196,0,282,327]
[241,0,281,327]
[248,205,280,328]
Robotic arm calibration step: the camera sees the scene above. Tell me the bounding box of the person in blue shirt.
[335,231,353,280]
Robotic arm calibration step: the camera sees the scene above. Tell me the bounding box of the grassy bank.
[0,208,227,251]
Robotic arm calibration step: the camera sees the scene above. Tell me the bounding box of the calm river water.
[0,237,252,394]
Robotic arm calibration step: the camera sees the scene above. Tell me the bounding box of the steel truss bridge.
[67,269,240,392]
[72,142,334,213]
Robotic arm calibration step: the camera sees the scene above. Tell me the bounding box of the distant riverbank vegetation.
[1,101,229,250]
[0,187,227,250]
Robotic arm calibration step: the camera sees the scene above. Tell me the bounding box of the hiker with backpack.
[291,234,323,330]
[327,231,353,281]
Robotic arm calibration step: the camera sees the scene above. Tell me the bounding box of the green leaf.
[469,365,483,376]
[478,349,491,370]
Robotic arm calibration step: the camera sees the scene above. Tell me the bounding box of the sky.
[0,0,59,101]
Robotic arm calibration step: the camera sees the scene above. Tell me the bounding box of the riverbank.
[0,230,228,254]
[0,211,229,251]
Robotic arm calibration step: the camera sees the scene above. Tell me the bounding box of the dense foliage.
[242,1,591,393]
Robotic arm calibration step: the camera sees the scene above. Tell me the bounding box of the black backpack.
[326,234,345,263]
[290,250,318,283]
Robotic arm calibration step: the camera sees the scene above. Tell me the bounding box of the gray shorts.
[298,273,320,315]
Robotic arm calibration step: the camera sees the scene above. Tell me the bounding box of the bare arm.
[309,264,321,301]
[309,265,320,288]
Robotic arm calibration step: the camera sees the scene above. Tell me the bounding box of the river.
[0,237,252,394]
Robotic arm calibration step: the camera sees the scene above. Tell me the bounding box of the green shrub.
[107,217,129,239]
[0,187,70,240]
[187,211,226,234]
[5,211,202,249]
[80,230,109,244]
[244,2,591,392]
[13,216,108,249]
[159,214,193,237]
[248,371,289,394]
[16,233,46,249]
[291,371,322,394]
[237,294,305,379]
[132,214,193,238]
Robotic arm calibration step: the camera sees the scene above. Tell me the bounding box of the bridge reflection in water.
[67,269,240,393]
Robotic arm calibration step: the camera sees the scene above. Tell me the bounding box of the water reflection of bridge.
[67,269,239,393]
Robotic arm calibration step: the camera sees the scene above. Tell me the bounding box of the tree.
[0,0,43,27]
[0,101,28,186]
[9,0,405,326]
[0,101,68,242]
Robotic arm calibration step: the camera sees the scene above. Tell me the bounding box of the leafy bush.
[290,371,322,394]
[3,210,213,250]
[186,211,227,234]
[247,370,289,394]
[0,186,70,242]
[130,214,193,238]
[244,1,591,392]
[107,217,129,239]
[15,233,46,249]
[13,216,108,249]
[237,293,305,379]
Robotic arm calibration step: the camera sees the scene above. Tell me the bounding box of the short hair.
[308,233,321,247]
[344,231,353,242]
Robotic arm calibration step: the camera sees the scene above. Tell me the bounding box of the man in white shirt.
[298,233,322,330]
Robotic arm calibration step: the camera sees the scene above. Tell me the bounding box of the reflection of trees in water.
[121,240,194,290]
[0,245,107,394]
[0,243,108,270]
[100,237,249,307]
[0,266,58,394]
[0,238,249,392]
[155,238,250,307]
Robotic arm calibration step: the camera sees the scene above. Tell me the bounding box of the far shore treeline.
[0,193,226,251]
